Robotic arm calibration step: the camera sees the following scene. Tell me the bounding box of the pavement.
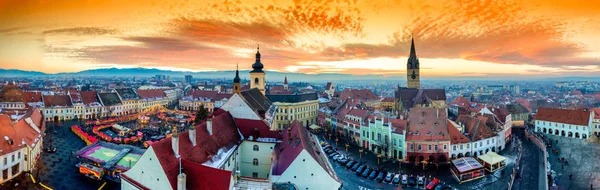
[13,120,121,190]
[319,131,521,190]
[544,133,600,190]
[511,129,544,190]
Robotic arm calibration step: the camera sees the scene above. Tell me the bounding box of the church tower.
[283,75,288,90]
[233,64,241,94]
[250,45,266,94]
[406,35,420,88]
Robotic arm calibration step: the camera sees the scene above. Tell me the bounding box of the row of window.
[0,103,24,108]
[409,144,447,151]
[452,138,495,151]
[2,152,20,166]
[277,104,318,114]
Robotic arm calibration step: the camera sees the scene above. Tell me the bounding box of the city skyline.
[1,0,599,77]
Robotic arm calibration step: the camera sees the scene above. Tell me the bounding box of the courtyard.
[545,134,600,190]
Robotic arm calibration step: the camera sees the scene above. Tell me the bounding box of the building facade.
[534,107,593,139]
[267,93,319,130]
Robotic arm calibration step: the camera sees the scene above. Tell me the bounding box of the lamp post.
[397,157,402,169]
[328,133,332,140]
[345,143,349,152]
[359,149,363,160]
[377,154,382,165]
[335,138,339,146]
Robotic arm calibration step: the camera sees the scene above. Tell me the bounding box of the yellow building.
[380,97,396,111]
[267,93,319,130]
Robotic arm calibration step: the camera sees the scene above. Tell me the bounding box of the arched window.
[253,158,259,165]
[254,78,259,84]
[234,86,238,90]
[253,145,259,151]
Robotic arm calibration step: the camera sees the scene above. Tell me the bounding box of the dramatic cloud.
[1,0,598,75]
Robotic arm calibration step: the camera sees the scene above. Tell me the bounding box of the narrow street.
[318,131,518,190]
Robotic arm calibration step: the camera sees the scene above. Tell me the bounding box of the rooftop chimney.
[189,124,197,146]
[207,118,213,135]
[171,126,180,158]
[436,109,439,118]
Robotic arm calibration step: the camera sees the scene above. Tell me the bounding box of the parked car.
[332,155,341,160]
[435,183,448,190]
[384,172,394,183]
[417,175,425,187]
[375,171,385,182]
[361,168,371,178]
[408,175,416,186]
[369,170,378,179]
[328,152,339,158]
[426,178,441,190]
[351,163,362,171]
[345,161,356,168]
[355,165,366,174]
[337,158,349,164]
[325,149,334,154]
[392,174,401,185]
[401,174,408,185]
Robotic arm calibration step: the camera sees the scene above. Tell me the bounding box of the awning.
[309,124,321,130]
[477,152,506,165]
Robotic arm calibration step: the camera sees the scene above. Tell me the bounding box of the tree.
[194,105,209,124]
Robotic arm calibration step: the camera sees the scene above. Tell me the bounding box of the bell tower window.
[254,78,259,84]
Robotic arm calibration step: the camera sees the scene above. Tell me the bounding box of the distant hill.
[0,68,402,82]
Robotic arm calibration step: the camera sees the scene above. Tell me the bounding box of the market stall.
[450,157,486,183]
[477,152,507,172]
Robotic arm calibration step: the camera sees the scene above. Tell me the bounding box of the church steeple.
[233,64,241,94]
[406,34,420,89]
[233,64,240,83]
[283,75,288,90]
[251,45,264,73]
[249,44,266,95]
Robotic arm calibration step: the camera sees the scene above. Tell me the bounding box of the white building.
[592,108,600,137]
[270,120,341,190]
[41,95,74,121]
[534,107,593,139]
[0,108,44,185]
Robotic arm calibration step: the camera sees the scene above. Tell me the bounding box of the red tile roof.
[272,121,338,182]
[150,111,240,190]
[340,89,379,102]
[0,115,22,156]
[43,95,73,107]
[347,109,368,118]
[136,89,166,99]
[23,91,42,103]
[235,118,281,140]
[456,115,496,141]
[534,107,591,126]
[181,159,232,190]
[390,119,407,134]
[593,108,600,119]
[13,119,39,148]
[406,108,450,141]
[448,121,470,144]
[381,97,395,103]
[450,96,471,106]
[68,89,82,103]
[80,91,101,106]
[0,83,24,102]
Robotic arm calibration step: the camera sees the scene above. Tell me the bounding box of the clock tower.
[250,45,266,94]
[406,35,420,89]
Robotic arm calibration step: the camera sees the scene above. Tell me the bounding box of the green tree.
[194,104,209,124]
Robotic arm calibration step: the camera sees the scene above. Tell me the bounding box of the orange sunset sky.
[0,0,599,77]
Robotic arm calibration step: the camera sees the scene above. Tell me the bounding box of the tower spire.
[410,34,416,58]
[233,64,240,83]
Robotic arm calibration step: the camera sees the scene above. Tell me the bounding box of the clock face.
[411,74,416,79]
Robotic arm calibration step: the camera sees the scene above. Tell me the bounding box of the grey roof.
[116,88,139,100]
[507,103,529,114]
[266,93,318,103]
[395,88,446,110]
[99,92,122,106]
[240,88,272,113]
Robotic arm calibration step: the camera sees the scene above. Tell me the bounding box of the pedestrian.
[562,164,564,169]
